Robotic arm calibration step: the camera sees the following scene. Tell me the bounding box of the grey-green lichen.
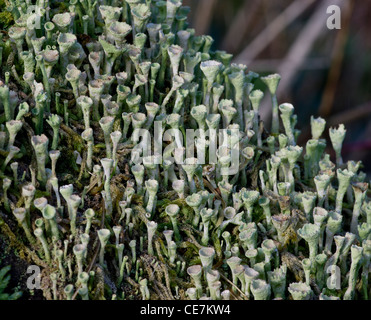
[0,0,370,301]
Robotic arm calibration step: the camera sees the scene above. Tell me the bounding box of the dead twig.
[221,0,260,53]
[192,0,218,36]
[219,272,246,300]
[71,197,105,300]
[328,101,371,127]
[258,0,346,123]
[318,0,355,117]
[233,0,316,64]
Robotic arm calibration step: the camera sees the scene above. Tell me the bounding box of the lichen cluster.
[0,0,370,300]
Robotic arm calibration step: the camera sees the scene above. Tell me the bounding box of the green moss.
[0,12,13,29]
[34,190,50,199]
[0,0,13,31]
[0,263,23,300]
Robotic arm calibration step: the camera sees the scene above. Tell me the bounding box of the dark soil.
[0,235,44,300]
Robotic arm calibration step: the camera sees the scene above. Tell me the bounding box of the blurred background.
[184,0,371,178]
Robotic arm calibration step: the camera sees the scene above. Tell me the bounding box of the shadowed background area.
[184,0,371,178]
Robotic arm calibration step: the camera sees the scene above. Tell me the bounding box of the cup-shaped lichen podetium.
[218,99,236,128]
[218,207,236,233]
[46,114,62,150]
[65,67,81,99]
[131,112,147,142]
[207,270,221,299]
[199,247,215,272]
[57,33,77,72]
[99,37,126,75]
[166,113,182,147]
[261,73,281,135]
[344,244,364,300]
[279,103,295,146]
[335,168,354,213]
[31,134,49,187]
[249,89,264,144]
[68,194,81,235]
[301,191,317,223]
[64,284,74,300]
[161,75,184,112]
[288,282,312,300]
[100,158,114,217]
[89,51,103,80]
[41,49,59,78]
[131,164,145,194]
[168,241,177,263]
[16,101,30,121]
[200,60,222,107]
[241,190,260,223]
[99,116,115,159]
[73,244,86,275]
[98,229,111,266]
[84,208,95,235]
[144,102,160,129]
[267,265,287,299]
[13,207,36,245]
[182,157,199,194]
[99,5,123,28]
[107,21,132,47]
[34,227,51,263]
[329,124,346,167]
[31,36,46,56]
[243,267,259,299]
[59,183,73,213]
[165,204,180,242]
[187,265,203,298]
[8,26,26,58]
[310,116,326,140]
[261,239,277,269]
[186,193,203,228]
[110,131,122,173]
[166,0,182,26]
[0,84,11,123]
[163,230,174,251]
[250,279,271,300]
[313,207,329,252]
[5,120,22,150]
[146,221,157,256]
[144,179,159,216]
[350,182,369,237]
[199,208,214,246]
[314,173,331,208]
[315,253,327,290]
[239,224,258,251]
[191,104,208,132]
[297,223,320,264]
[131,4,151,35]
[167,45,183,77]
[139,278,150,300]
[42,204,60,241]
[52,12,73,33]
[324,210,343,254]
[226,256,242,290]
[81,128,94,171]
